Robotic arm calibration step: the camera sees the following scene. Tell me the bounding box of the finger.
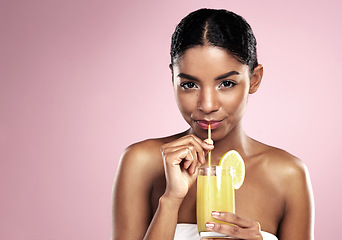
[162,144,194,157]
[187,134,214,151]
[161,135,211,165]
[204,138,214,145]
[161,134,204,149]
[187,153,198,175]
[205,222,263,240]
[163,144,197,168]
[164,147,194,167]
[164,146,201,175]
[178,145,199,175]
[211,211,257,228]
[183,147,195,170]
[182,135,213,164]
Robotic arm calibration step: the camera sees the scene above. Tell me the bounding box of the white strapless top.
[174,223,278,240]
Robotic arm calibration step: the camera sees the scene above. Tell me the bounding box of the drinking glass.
[196,166,235,238]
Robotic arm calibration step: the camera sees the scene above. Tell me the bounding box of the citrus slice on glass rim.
[218,150,245,189]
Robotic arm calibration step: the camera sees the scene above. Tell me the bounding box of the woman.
[111,8,314,240]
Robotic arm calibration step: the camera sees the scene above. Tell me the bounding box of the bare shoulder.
[253,142,314,239]
[251,140,313,206]
[117,132,186,180]
[112,132,187,239]
[120,133,185,160]
[259,143,310,184]
[120,139,164,168]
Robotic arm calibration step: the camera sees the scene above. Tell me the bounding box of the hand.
[204,211,263,240]
[160,134,214,200]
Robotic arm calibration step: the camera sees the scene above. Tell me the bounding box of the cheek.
[176,92,197,115]
[221,88,248,113]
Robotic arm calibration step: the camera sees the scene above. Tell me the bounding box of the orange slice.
[218,150,245,189]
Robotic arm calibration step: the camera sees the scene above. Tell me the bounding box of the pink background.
[1,0,341,239]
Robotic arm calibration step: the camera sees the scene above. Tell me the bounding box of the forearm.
[144,195,183,240]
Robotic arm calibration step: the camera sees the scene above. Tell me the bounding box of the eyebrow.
[177,71,240,81]
[177,73,198,81]
[215,71,240,80]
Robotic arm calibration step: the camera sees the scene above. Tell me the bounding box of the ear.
[249,64,263,94]
[169,64,174,83]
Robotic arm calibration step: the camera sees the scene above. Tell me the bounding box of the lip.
[196,120,223,129]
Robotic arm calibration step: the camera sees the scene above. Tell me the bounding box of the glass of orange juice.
[196,165,234,238]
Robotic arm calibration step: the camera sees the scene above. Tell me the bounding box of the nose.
[197,88,220,113]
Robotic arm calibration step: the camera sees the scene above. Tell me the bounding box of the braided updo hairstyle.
[170,8,258,73]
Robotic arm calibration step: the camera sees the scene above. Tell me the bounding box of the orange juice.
[197,166,234,236]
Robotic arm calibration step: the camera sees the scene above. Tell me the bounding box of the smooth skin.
[111,46,314,240]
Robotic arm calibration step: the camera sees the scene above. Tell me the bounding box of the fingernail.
[212,211,220,217]
[204,139,214,146]
[205,223,215,229]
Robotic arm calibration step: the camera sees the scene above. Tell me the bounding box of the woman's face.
[172,45,261,141]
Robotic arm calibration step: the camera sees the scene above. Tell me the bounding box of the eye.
[180,81,198,89]
[219,80,236,88]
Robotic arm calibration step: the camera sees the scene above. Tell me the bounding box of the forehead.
[174,45,249,77]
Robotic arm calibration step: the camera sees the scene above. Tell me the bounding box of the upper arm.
[278,159,314,240]
[111,143,159,239]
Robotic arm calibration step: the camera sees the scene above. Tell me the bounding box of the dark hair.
[171,8,258,72]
